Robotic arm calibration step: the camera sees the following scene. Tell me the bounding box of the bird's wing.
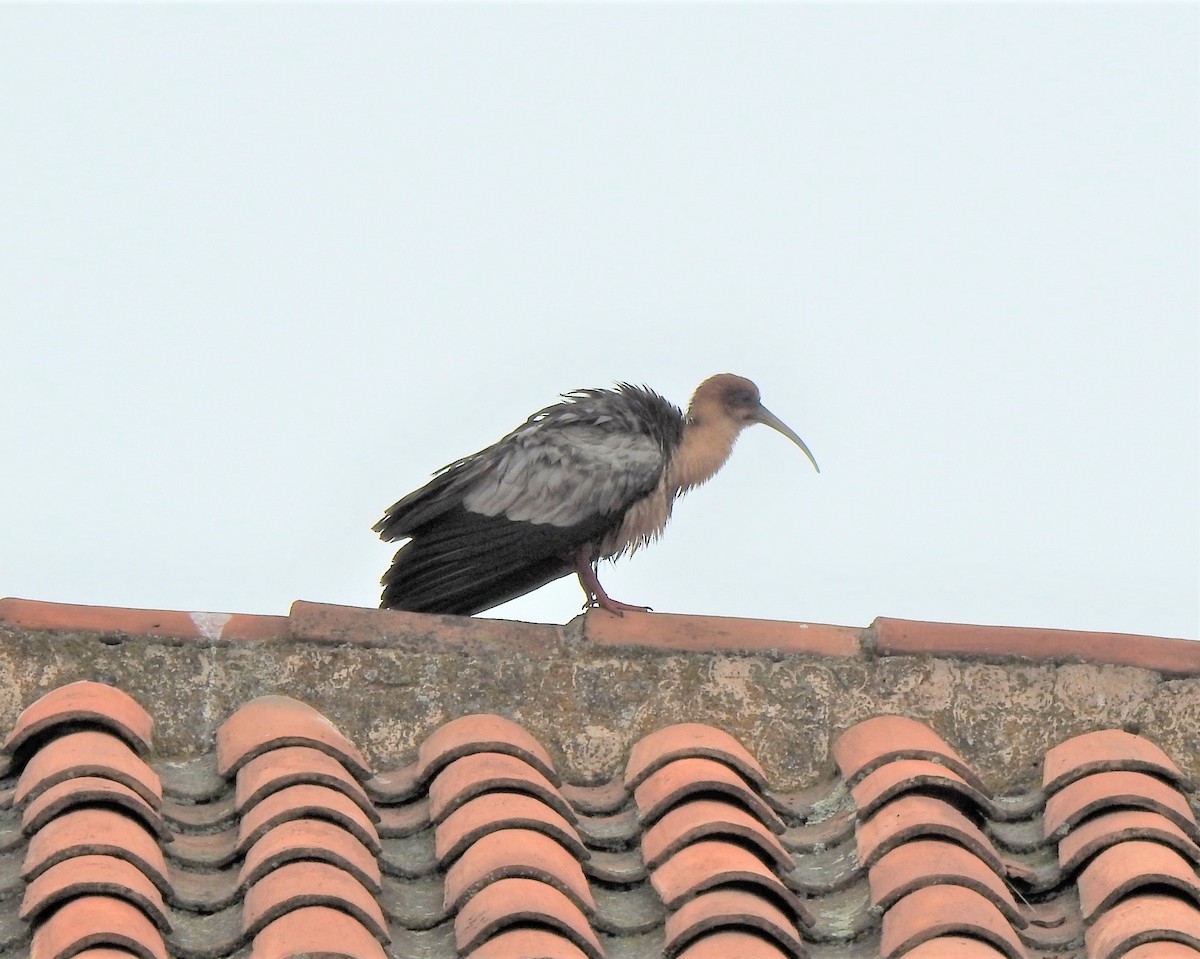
[460,419,667,526]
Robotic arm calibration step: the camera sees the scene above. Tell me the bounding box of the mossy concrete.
[1,621,1197,792]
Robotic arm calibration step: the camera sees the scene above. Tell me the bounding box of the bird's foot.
[572,549,651,617]
[583,594,652,617]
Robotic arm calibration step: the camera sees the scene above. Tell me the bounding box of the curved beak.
[754,405,820,474]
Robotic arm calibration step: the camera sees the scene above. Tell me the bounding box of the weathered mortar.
[2,622,1197,792]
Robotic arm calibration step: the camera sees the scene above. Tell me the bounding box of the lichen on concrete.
[0,625,1196,792]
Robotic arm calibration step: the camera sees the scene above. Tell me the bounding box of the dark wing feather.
[375,384,684,615]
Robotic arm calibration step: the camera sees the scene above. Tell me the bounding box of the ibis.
[375,374,819,616]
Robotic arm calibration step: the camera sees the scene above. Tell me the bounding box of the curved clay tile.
[869,839,1024,927]
[241,860,389,942]
[415,714,559,786]
[234,744,377,821]
[850,759,990,820]
[237,817,383,893]
[22,808,169,891]
[1084,893,1200,959]
[1123,942,1200,958]
[583,848,648,884]
[1057,809,1200,873]
[427,753,574,824]
[782,808,859,853]
[832,716,988,793]
[28,894,168,959]
[462,926,592,959]
[649,839,808,923]
[879,885,1028,959]
[21,776,168,840]
[673,929,793,958]
[250,904,388,959]
[453,876,604,959]
[1043,771,1198,840]
[632,757,784,832]
[376,798,432,839]
[574,806,641,849]
[855,794,1004,874]
[14,731,162,808]
[3,681,153,757]
[434,792,587,866]
[1078,841,1200,922]
[20,853,169,931]
[443,827,594,913]
[365,763,421,803]
[560,778,630,816]
[902,935,1012,958]
[215,696,371,780]
[161,829,239,870]
[236,783,381,855]
[624,723,767,791]
[1043,729,1191,794]
[661,887,804,958]
[641,798,793,871]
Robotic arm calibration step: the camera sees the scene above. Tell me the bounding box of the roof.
[1,596,1198,958]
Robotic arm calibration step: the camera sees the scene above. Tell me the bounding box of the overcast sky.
[2,4,1197,640]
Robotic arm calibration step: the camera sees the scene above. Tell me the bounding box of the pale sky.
[2,4,1197,640]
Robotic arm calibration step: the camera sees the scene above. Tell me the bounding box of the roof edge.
[0,597,1194,675]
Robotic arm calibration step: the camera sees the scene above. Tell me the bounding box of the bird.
[374,373,819,617]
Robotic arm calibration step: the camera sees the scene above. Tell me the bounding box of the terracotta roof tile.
[1078,840,1200,922]
[673,929,794,958]
[3,680,153,757]
[625,722,768,790]
[234,744,377,820]
[215,695,371,780]
[443,827,594,913]
[1042,770,1198,840]
[869,839,1024,926]
[650,838,809,918]
[237,817,382,893]
[871,616,1200,675]
[434,792,588,866]
[428,752,573,824]
[1123,944,1200,959]
[1043,728,1191,793]
[20,854,169,931]
[879,885,1028,959]
[249,904,388,958]
[1084,893,1200,959]
[237,782,381,854]
[832,715,988,793]
[0,596,287,643]
[21,776,167,839]
[585,609,862,656]
[641,797,793,870]
[28,895,168,959]
[453,876,604,958]
[461,926,592,959]
[1057,808,1200,873]
[662,887,805,958]
[902,937,1013,958]
[416,713,559,786]
[14,730,162,808]
[855,794,1004,874]
[850,758,989,819]
[22,808,170,891]
[241,860,389,941]
[0,625,1197,959]
[632,757,785,831]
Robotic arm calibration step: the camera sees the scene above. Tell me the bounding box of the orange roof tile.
[1,599,1198,959]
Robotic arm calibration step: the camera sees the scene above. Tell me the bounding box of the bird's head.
[691,374,820,473]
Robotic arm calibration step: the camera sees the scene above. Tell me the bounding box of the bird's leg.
[571,548,651,617]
